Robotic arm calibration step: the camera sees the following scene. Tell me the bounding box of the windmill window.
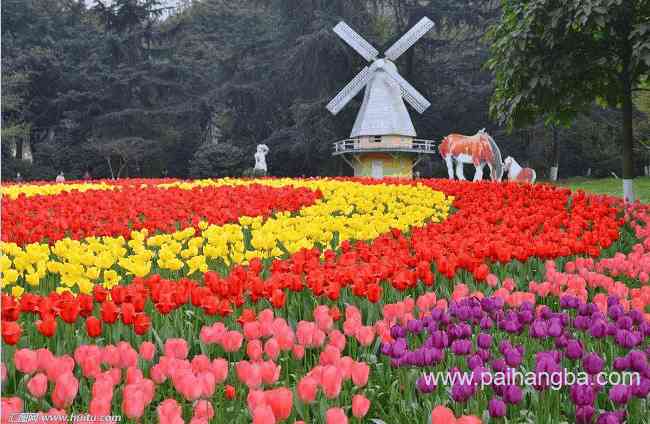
[372,136,381,143]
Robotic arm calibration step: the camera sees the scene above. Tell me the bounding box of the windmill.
[327,17,438,179]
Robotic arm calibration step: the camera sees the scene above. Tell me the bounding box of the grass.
[551,176,650,203]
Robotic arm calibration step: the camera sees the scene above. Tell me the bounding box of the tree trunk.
[621,74,635,202]
[550,125,559,181]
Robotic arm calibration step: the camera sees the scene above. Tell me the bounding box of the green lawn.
[552,176,650,203]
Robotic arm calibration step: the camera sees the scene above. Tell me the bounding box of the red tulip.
[224,384,236,400]
[36,318,57,337]
[2,320,22,345]
[86,316,102,338]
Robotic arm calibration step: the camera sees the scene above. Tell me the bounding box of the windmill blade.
[326,67,372,115]
[382,66,431,114]
[333,22,379,62]
[384,17,434,62]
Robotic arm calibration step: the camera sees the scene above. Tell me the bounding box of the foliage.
[487,0,650,187]
[189,143,248,178]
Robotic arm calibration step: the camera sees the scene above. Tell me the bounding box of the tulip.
[326,408,347,424]
[351,394,371,418]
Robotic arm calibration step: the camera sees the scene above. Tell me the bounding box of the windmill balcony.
[332,137,438,156]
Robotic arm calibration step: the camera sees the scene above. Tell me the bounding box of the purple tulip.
[627,350,647,372]
[583,353,604,375]
[479,316,494,330]
[608,384,631,405]
[570,384,596,406]
[631,377,650,398]
[589,320,607,338]
[566,339,584,360]
[505,348,523,367]
[613,355,630,371]
[608,304,624,321]
[548,318,563,337]
[392,338,407,357]
[503,385,522,404]
[416,375,436,393]
[451,382,475,402]
[430,330,449,349]
[596,411,624,424]
[615,329,639,348]
[406,319,423,334]
[467,354,483,370]
[616,316,633,330]
[575,405,595,424]
[451,339,472,356]
[488,398,506,418]
[477,333,492,349]
[492,358,507,372]
[530,320,548,338]
[574,315,591,330]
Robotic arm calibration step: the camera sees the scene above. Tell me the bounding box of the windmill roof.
[350,67,417,138]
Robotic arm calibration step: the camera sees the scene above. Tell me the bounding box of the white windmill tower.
[327,17,437,179]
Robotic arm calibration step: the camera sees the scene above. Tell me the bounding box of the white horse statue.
[254,144,269,174]
[503,156,536,183]
[438,129,503,181]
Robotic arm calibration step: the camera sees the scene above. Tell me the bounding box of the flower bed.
[1,178,647,423]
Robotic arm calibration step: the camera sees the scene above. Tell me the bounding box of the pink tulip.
[193,399,214,420]
[292,344,305,360]
[322,366,342,399]
[296,321,316,346]
[265,387,292,421]
[260,360,280,385]
[117,342,138,368]
[27,373,48,398]
[328,330,346,351]
[355,326,375,346]
[264,338,280,360]
[247,389,267,412]
[191,354,211,374]
[158,399,184,424]
[35,348,53,372]
[139,341,156,361]
[198,371,216,398]
[244,321,262,340]
[164,339,188,360]
[101,345,120,368]
[237,361,262,389]
[276,327,295,351]
[326,407,348,424]
[337,356,354,381]
[14,349,38,374]
[252,404,276,424]
[150,364,167,384]
[352,394,371,418]
[297,376,318,403]
[247,339,264,361]
[351,361,369,387]
[319,345,341,366]
[222,331,244,352]
[122,384,146,419]
[126,366,143,384]
[51,372,79,408]
[210,358,229,383]
[1,397,23,421]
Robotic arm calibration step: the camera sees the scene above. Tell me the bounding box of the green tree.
[487,0,650,201]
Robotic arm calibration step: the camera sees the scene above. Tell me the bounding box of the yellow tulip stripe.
[1,181,121,199]
[0,179,452,297]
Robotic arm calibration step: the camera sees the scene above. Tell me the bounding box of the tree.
[487,0,650,201]
[189,143,247,178]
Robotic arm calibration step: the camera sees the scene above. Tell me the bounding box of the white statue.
[503,156,536,183]
[438,129,503,181]
[254,144,269,174]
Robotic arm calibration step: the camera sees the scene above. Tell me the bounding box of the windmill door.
[371,160,383,179]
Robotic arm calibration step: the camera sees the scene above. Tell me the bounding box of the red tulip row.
[2,183,321,245]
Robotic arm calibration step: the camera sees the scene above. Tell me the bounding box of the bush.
[189,143,248,178]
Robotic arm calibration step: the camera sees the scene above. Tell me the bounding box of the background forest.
[2,0,649,181]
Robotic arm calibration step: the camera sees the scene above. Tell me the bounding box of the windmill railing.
[332,138,439,155]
